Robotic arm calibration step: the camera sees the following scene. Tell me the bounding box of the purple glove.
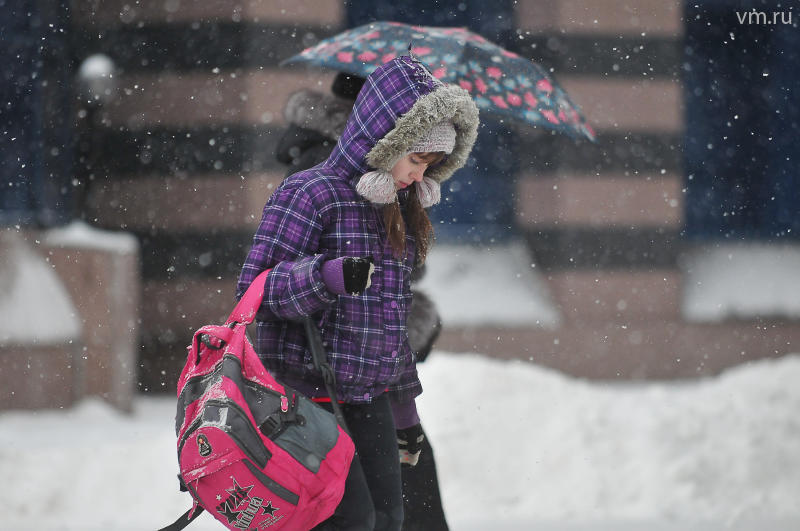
[322,256,375,295]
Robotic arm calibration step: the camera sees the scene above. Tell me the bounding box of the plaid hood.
[325,56,479,183]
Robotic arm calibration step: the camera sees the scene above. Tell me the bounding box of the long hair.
[382,151,444,265]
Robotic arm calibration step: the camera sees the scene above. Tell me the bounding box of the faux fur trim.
[284,89,353,140]
[365,84,479,183]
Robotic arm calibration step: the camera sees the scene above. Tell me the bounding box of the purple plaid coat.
[237,57,445,404]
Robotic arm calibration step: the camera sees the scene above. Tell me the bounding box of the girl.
[237,56,479,529]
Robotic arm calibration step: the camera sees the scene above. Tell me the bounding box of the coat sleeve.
[387,355,423,407]
[237,183,337,321]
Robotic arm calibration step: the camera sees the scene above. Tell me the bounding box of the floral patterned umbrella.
[282,21,595,141]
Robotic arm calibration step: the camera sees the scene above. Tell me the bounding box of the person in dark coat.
[273,70,451,531]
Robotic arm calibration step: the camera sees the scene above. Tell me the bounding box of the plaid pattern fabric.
[238,57,437,404]
[327,56,438,178]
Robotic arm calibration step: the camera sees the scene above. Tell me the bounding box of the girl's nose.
[410,170,424,182]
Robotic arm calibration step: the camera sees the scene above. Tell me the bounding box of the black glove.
[397,424,425,466]
[342,256,375,295]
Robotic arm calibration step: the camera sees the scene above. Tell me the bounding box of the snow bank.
[0,230,81,344]
[2,352,799,530]
[43,219,138,254]
[681,243,800,322]
[417,241,560,327]
[420,353,800,529]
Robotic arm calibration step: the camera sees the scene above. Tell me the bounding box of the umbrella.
[282,21,595,142]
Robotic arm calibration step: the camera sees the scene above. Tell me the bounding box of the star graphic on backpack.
[262,501,279,517]
[226,478,253,505]
[218,501,241,524]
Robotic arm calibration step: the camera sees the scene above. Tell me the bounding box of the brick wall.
[73,0,345,390]
[71,0,799,389]
[514,0,687,377]
[434,0,800,379]
[0,226,139,411]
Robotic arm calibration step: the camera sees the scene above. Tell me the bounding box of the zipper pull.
[280,395,289,413]
[188,483,201,517]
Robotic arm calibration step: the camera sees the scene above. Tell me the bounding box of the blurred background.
[1,0,798,412]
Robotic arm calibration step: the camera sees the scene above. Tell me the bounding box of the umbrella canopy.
[282,21,595,142]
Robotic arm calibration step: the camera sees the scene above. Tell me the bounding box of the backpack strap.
[225,270,272,326]
[157,506,204,531]
[303,316,350,435]
[226,269,349,431]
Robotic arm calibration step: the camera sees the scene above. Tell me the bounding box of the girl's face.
[390,152,445,189]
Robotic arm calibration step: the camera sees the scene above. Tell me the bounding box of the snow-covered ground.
[3,237,799,529]
[2,351,799,530]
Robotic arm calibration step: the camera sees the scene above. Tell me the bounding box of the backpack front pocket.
[179,418,303,530]
[188,456,301,530]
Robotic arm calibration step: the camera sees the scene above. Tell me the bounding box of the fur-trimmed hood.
[324,56,479,184]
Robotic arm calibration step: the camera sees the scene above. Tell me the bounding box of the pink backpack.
[161,270,355,531]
